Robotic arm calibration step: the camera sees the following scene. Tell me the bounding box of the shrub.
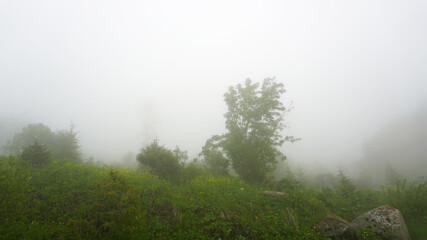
[20,140,51,166]
[137,140,186,180]
[336,169,356,198]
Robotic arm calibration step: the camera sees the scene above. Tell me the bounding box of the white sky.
[1,0,426,168]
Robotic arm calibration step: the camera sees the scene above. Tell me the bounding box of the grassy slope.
[0,156,425,239]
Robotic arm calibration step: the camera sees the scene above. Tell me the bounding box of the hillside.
[1,156,425,239]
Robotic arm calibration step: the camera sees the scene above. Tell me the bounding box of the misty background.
[1,1,426,180]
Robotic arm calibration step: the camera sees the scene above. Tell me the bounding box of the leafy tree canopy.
[199,135,229,175]
[202,78,298,182]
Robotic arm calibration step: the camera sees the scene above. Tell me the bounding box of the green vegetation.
[20,140,51,166]
[1,79,426,239]
[201,78,299,183]
[200,135,230,175]
[136,139,187,181]
[1,156,426,239]
[5,123,81,161]
[382,178,427,238]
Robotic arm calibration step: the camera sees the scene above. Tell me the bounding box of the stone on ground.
[351,205,411,240]
[315,213,358,240]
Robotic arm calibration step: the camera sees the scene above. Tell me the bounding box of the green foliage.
[24,158,101,227]
[204,78,298,183]
[69,170,143,239]
[315,170,382,221]
[405,219,427,240]
[336,169,356,198]
[200,135,229,175]
[267,175,303,192]
[5,123,82,161]
[20,140,51,166]
[5,123,53,155]
[53,125,82,161]
[177,175,327,239]
[335,170,378,220]
[0,156,31,223]
[179,159,206,183]
[381,177,426,219]
[136,139,186,180]
[0,156,425,239]
[223,78,287,182]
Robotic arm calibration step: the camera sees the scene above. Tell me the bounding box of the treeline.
[3,123,81,161]
[2,78,295,184]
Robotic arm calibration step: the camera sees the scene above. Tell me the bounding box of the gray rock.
[315,213,358,240]
[351,205,411,240]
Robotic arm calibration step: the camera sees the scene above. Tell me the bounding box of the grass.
[0,155,425,239]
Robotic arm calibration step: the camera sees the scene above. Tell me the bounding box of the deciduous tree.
[202,78,298,182]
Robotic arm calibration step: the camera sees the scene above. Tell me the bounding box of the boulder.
[315,213,358,240]
[351,205,411,240]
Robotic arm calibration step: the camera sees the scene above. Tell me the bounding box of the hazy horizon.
[1,1,426,174]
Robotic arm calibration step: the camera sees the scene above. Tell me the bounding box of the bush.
[136,140,186,180]
[20,140,51,166]
[336,169,356,198]
[266,176,302,193]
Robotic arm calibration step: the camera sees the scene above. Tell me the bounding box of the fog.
[1,1,426,176]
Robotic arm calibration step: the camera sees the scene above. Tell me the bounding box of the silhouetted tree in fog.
[202,78,298,182]
[20,140,51,166]
[5,123,82,161]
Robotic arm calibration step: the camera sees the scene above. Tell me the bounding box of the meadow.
[0,156,425,239]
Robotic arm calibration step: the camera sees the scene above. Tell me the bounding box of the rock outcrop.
[315,214,358,240]
[351,205,411,240]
